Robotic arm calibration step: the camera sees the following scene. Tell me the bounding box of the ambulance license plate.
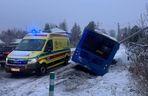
[11,68,20,72]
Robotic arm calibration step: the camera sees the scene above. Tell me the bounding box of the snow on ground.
[0,45,138,96]
[114,45,129,64]
[54,45,137,96]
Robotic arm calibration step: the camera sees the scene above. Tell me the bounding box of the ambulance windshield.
[15,39,46,51]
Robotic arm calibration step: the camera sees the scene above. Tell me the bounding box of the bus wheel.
[36,64,47,76]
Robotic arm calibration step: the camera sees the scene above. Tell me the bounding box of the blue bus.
[72,28,120,75]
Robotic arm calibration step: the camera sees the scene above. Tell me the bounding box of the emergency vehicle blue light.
[26,25,41,33]
[31,29,39,33]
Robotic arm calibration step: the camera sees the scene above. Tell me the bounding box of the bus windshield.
[15,39,46,51]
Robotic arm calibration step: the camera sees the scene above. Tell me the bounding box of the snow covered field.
[0,45,139,96]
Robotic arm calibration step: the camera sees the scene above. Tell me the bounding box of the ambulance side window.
[44,40,53,52]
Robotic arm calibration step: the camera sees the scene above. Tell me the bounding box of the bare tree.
[145,3,148,25]
[0,28,26,45]
[0,29,16,45]
[137,14,146,28]
[128,43,148,96]
[127,3,148,96]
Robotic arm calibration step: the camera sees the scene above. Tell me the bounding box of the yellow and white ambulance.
[5,32,71,75]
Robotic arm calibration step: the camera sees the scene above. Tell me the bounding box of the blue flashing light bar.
[27,33,48,37]
[31,29,38,33]
[26,25,41,33]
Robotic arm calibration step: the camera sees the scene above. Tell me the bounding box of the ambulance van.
[5,33,71,75]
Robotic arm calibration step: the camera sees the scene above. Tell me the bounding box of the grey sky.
[0,0,147,32]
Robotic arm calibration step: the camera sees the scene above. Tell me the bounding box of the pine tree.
[86,21,96,31]
[70,23,81,47]
[43,23,51,33]
[0,29,16,45]
[59,20,68,31]
[128,25,141,42]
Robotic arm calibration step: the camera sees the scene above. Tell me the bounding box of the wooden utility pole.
[117,23,120,41]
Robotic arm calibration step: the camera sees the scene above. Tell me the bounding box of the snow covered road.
[0,45,139,96]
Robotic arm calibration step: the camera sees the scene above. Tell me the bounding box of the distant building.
[50,28,71,37]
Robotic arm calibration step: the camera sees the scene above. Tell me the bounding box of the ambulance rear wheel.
[0,63,5,68]
[36,64,47,76]
[64,56,69,65]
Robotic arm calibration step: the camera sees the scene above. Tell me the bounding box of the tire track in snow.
[0,62,76,96]
[0,74,40,96]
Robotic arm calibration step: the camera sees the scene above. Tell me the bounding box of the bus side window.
[44,40,53,52]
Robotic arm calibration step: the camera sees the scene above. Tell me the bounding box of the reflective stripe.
[47,61,64,69]
[50,80,54,85]
[49,72,55,96]
[49,85,54,91]
[49,91,54,96]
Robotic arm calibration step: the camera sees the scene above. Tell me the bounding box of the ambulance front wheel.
[36,64,47,76]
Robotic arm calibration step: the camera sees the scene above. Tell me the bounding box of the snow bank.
[71,48,75,52]
[54,44,137,96]
[114,44,129,64]
[55,63,137,96]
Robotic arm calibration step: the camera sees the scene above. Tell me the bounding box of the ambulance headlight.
[28,58,37,64]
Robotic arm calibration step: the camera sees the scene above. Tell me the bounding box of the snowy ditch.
[0,45,139,96]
